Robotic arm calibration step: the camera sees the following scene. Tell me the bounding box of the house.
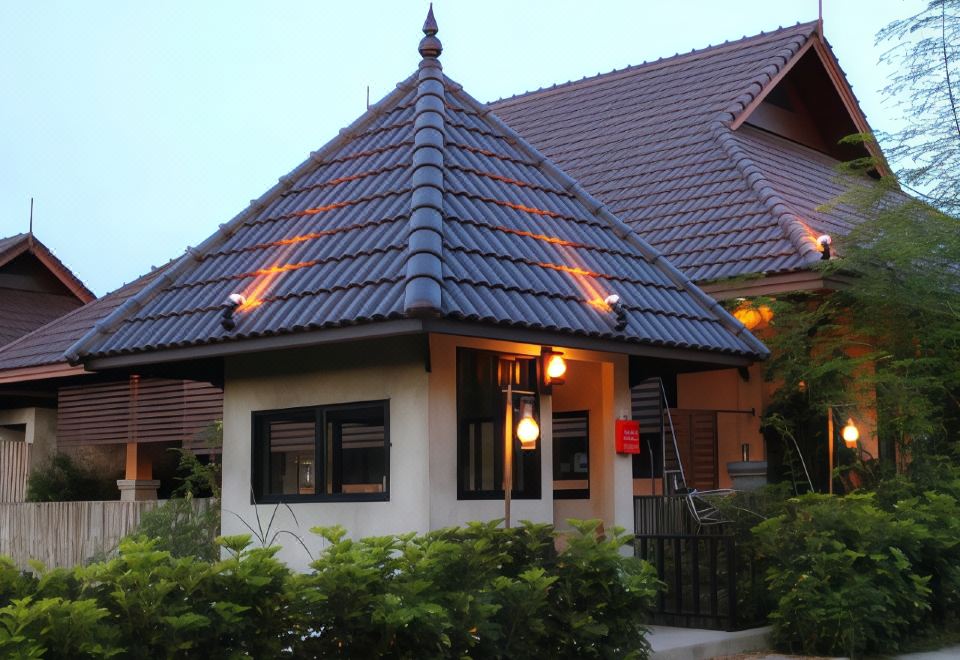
[65,9,767,568]
[490,20,890,492]
[0,266,223,501]
[0,232,94,498]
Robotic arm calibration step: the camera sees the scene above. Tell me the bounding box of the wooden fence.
[0,498,213,569]
[0,440,30,503]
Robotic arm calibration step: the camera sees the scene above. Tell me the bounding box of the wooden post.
[827,406,834,495]
[504,368,513,529]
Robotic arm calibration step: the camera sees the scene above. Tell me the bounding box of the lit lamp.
[841,418,860,448]
[516,398,539,450]
[541,349,567,390]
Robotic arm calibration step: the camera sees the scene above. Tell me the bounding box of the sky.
[0,1,923,296]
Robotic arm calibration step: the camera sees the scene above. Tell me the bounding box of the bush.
[26,454,117,502]
[0,520,660,658]
[755,493,932,657]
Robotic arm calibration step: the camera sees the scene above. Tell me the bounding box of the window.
[457,348,541,500]
[553,411,589,499]
[252,401,388,502]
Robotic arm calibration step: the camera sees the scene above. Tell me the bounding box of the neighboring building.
[491,20,892,491]
[66,11,767,569]
[0,267,222,502]
[0,233,93,348]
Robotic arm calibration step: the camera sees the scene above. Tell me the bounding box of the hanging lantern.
[733,301,774,330]
[516,398,539,450]
[842,418,860,448]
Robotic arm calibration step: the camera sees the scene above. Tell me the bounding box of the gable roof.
[0,233,94,347]
[489,22,885,283]
[0,233,95,303]
[0,267,163,381]
[67,11,766,366]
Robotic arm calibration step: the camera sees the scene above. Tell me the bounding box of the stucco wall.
[220,337,431,570]
[0,407,57,474]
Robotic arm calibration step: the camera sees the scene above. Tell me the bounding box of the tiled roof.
[67,13,766,363]
[0,268,162,370]
[0,233,95,302]
[490,22,878,283]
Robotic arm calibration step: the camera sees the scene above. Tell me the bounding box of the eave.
[0,362,87,385]
[82,318,761,372]
[699,268,853,300]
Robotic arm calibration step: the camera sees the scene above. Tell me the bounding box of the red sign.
[615,419,641,454]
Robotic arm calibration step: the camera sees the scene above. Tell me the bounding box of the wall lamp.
[221,293,246,331]
[841,418,860,448]
[541,348,567,391]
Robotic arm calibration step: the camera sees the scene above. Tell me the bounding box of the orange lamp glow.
[842,418,860,448]
[517,399,539,450]
[733,302,774,331]
[546,354,567,380]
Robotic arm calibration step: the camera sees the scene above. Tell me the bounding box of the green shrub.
[26,454,117,502]
[755,493,932,657]
[0,521,659,658]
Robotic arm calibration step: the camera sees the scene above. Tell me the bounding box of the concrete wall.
[0,407,57,474]
[220,337,431,570]
[221,333,637,570]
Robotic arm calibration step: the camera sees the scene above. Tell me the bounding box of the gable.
[735,39,876,168]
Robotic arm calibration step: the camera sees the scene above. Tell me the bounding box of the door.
[669,410,718,490]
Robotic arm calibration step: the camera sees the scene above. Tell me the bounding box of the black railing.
[634,533,738,631]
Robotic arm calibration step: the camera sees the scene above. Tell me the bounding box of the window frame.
[456,348,542,501]
[250,399,390,504]
[552,410,590,500]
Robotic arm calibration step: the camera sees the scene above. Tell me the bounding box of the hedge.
[0,519,659,659]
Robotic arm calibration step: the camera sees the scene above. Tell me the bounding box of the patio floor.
[648,624,772,660]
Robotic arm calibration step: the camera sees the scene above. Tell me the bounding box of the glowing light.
[516,398,539,450]
[842,418,860,448]
[733,302,774,331]
[546,354,567,380]
[495,226,585,248]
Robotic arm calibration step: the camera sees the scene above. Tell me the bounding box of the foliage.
[877,0,960,214]
[0,521,660,658]
[134,449,221,561]
[754,493,932,657]
[26,454,117,502]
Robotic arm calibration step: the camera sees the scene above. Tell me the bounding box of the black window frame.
[552,410,590,500]
[251,399,390,504]
[456,348,542,501]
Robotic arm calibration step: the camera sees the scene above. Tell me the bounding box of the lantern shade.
[842,418,860,448]
[516,398,539,450]
[546,354,567,380]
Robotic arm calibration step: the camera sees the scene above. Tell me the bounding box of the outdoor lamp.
[516,398,539,450]
[842,418,860,448]
[605,294,628,331]
[817,234,832,260]
[541,349,567,389]
[221,293,246,330]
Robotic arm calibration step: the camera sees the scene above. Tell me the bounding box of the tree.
[877,0,960,213]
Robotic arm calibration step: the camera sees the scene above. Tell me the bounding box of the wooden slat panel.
[0,440,30,502]
[57,378,223,447]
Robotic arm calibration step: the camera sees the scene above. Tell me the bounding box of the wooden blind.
[57,378,222,448]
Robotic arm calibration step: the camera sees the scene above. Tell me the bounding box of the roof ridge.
[64,72,420,363]
[709,120,822,270]
[0,232,95,303]
[451,80,768,358]
[490,21,818,109]
[403,5,446,316]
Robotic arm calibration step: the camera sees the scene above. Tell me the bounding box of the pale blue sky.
[0,1,921,295]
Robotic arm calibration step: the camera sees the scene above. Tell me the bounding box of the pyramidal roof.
[68,8,766,364]
[490,22,885,282]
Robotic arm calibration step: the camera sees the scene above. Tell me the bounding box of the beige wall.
[0,407,57,474]
[220,337,431,570]
[677,363,766,488]
[221,333,637,570]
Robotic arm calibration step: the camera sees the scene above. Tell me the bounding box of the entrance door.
[669,410,718,490]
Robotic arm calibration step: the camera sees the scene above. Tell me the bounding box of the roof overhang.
[699,269,854,300]
[0,362,87,385]
[81,318,760,372]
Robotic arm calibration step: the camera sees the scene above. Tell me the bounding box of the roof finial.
[419,4,442,58]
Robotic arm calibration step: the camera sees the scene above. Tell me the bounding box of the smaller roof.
[66,10,767,365]
[0,268,162,374]
[0,233,94,303]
